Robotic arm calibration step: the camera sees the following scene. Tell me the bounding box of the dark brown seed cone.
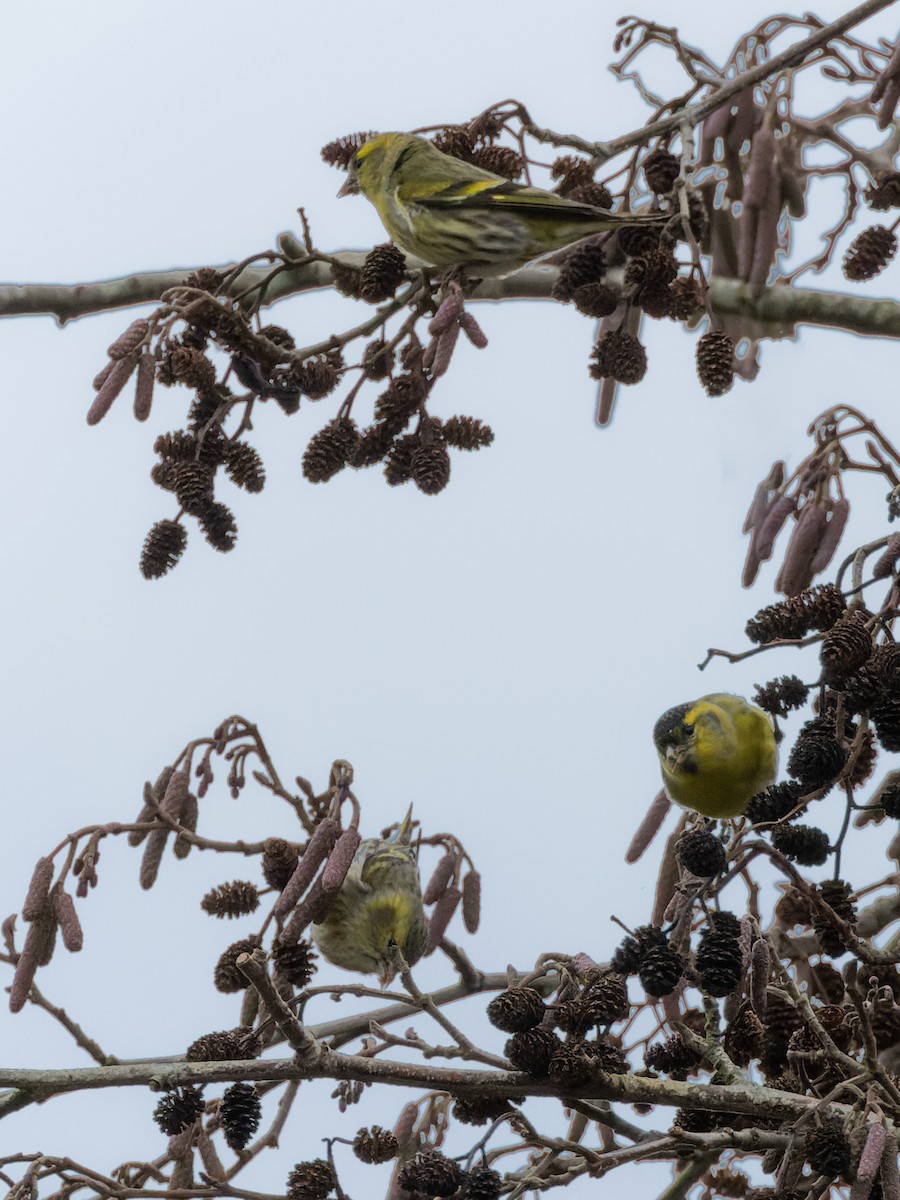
[374,373,426,433]
[451,1093,521,1125]
[882,780,900,818]
[745,781,807,826]
[551,155,595,189]
[140,520,187,580]
[696,330,735,396]
[186,1027,260,1062]
[201,881,260,919]
[771,823,831,866]
[865,171,900,210]
[504,1025,561,1074]
[625,247,679,318]
[258,323,295,349]
[618,225,661,257]
[787,718,847,788]
[745,583,846,644]
[708,1165,752,1198]
[272,938,318,987]
[873,697,900,750]
[808,961,846,1004]
[554,998,594,1035]
[294,353,342,400]
[678,829,726,876]
[805,1123,852,1179]
[463,1165,503,1199]
[582,972,629,1024]
[169,346,218,391]
[321,131,378,168]
[223,443,265,493]
[753,675,810,718]
[667,275,705,321]
[470,144,524,180]
[645,1033,702,1075]
[172,460,215,517]
[610,934,643,975]
[302,418,359,483]
[696,911,744,997]
[330,262,364,299]
[154,430,197,463]
[361,338,395,380]
[548,1040,597,1087]
[671,1107,718,1133]
[813,879,856,957]
[286,1158,335,1200]
[443,415,494,450]
[820,610,873,685]
[639,939,685,997]
[644,147,680,194]
[488,986,546,1032]
[843,224,898,281]
[384,434,417,486]
[591,1039,630,1074]
[220,1082,261,1151]
[432,126,475,160]
[589,329,648,385]
[724,1006,765,1066]
[552,238,608,300]
[348,423,394,468]
[412,441,451,495]
[153,1086,205,1136]
[572,282,620,318]
[565,182,615,208]
[262,838,299,891]
[360,243,407,303]
[352,1125,398,1164]
[397,1149,464,1197]
[198,501,237,553]
[213,936,260,993]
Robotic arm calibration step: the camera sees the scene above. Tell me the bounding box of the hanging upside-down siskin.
[338,132,667,275]
[312,808,428,986]
[653,693,778,818]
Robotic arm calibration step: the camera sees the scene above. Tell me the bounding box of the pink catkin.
[423,853,457,905]
[625,790,671,864]
[809,498,850,575]
[86,353,139,425]
[22,857,54,921]
[55,889,83,952]
[139,830,169,891]
[321,829,362,893]
[460,311,488,348]
[426,885,462,953]
[750,938,770,1015]
[273,819,340,919]
[852,1124,887,1200]
[107,318,149,360]
[133,352,155,421]
[461,870,481,933]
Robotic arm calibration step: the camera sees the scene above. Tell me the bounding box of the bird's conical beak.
[337,176,358,198]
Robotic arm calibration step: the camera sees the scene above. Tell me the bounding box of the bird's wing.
[400,176,610,221]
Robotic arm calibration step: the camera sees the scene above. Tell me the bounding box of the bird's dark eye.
[682,722,694,736]
[351,155,362,171]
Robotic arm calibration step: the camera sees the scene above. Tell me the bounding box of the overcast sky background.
[2,1,899,1195]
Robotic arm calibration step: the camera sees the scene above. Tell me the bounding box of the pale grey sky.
[2,1,899,1195]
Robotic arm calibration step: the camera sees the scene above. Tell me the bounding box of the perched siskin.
[653,693,777,818]
[312,808,427,986]
[338,133,666,275]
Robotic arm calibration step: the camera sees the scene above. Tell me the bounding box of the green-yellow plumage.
[339,132,666,274]
[312,810,427,986]
[653,693,778,818]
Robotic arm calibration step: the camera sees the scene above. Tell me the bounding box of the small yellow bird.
[653,693,777,818]
[312,809,428,986]
[338,132,666,275]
